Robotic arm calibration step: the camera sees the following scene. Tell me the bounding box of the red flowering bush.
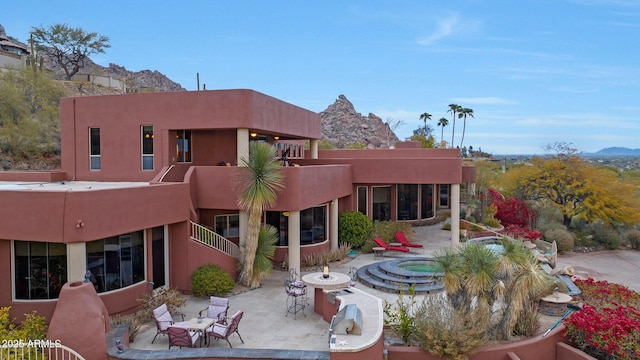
[504,225,541,241]
[574,278,640,309]
[563,279,640,359]
[495,197,534,228]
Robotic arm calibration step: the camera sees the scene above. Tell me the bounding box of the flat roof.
[0,181,151,192]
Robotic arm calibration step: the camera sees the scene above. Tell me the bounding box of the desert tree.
[30,23,111,80]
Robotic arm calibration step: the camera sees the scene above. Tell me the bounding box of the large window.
[266,205,327,246]
[142,125,154,170]
[215,214,239,238]
[86,231,144,293]
[372,186,391,221]
[176,130,191,163]
[397,184,418,220]
[89,127,101,170]
[14,241,67,300]
[421,184,435,219]
[357,186,368,215]
[439,184,449,208]
[301,206,326,245]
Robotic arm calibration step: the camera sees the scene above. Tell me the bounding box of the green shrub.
[383,287,418,344]
[573,232,595,247]
[372,221,414,243]
[191,264,235,297]
[536,221,566,235]
[544,228,574,252]
[414,295,489,360]
[0,307,47,358]
[338,211,372,248]
[626,229,640,250]
[588,223,623,250]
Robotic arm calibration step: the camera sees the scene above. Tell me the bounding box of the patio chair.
[285,278,308,318]
[198,296,229,324]
[395,232,424,248]
[151,303,188,343]
[373,237,409,253]
[167,325,201,349]
[206,310,245,348]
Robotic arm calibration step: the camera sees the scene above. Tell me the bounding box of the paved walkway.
[130,224,640,352]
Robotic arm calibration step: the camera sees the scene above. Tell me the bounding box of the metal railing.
[190,221,240,259]
[0,341,86,360]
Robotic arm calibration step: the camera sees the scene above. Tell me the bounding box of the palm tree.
[447,104,462,148]
[458,107,474,149]
[419,112,432,133]
[237,142,285,288]
[437,117,448,147]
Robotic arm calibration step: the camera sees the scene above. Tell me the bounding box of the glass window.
[357,186,368,215]
[86,231,144,293]
[439,184,449,208]
[142,125,154,170]
[397,184,418,220]
[214,214,240,238]
[14,241,67,300]
[266,205,327,246]
[176,130,191,163]
[421,184,435,219]
[265,211,288,246]
[372,186,391,221]
[90,127,101,170]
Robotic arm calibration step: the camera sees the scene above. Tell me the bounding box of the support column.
[451,184,461,247]
[237,129,249,165]
[310,139,319,159]
[67,242,87,283]
[288,211,301,276]
[330,198,339,250]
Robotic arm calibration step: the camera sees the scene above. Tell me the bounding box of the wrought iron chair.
[285,278,308,319]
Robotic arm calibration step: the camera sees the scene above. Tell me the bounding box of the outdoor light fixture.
[274,136,280,140]
[322,263,330,279]
[250,132,258,138]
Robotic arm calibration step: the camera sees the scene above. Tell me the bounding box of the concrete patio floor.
[129,223,640,352]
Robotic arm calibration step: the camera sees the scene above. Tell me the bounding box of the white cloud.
[416,13,460,46]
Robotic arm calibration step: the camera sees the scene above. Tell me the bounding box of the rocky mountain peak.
[320,95,399,149]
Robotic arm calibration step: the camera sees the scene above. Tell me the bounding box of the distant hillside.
[593,147,640,156]
[320,95,399,149]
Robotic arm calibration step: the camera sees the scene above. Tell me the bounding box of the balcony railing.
[190,221,240,259]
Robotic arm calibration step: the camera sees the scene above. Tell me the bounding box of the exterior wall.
[386,326,565,360]
[0,183,189,243]
[301,148,463,185]
[60,90,321,182]
[189,165,353,212]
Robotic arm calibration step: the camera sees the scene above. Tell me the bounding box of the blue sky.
[4,1,640,154]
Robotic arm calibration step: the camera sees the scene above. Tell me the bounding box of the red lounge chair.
[373,237,409,252]
[395,232,424,248]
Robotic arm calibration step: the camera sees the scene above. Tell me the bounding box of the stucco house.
[0,89,475,322]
